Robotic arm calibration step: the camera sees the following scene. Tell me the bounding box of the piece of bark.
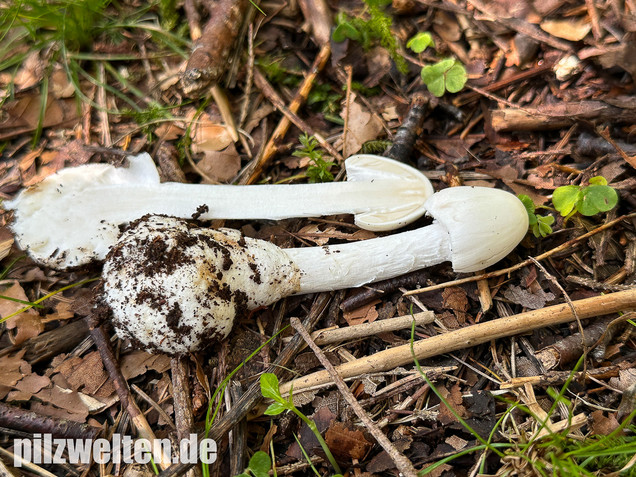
[535,316,616,370]
[490,98,636,132]
[384,93,431,163]
[0,401,100,440]
[181,0,249,96]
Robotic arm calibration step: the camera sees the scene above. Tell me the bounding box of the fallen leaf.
[442,287,469,312]
[343,300,380,326]
[0,281,44,344]
[540,17,591,42]
[197,143,241,183]
[120,350,171,380]
[325,421,373,460]
[53,351,113,397]
[503,285,555,309]
[191,112,234,152]
[438,383,469,424]
[0,351,30,399]
[339,95,383,155]
[590,410,620,435]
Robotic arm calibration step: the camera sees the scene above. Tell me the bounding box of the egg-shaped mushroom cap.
[102,215,301,354]
[425,187,529,273]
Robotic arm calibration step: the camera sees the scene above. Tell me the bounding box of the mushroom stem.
[100,186,528,354]
[286,223,450,294]
[6,153,433,269]
[287,186,529,293]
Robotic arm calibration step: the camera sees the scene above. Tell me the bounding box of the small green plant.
[406,31,434,53]
[552,176,618,220]
[332,0,408,74]
[260,373,343,476]
[518,176,618,238]
[419,58,467,97]
[406,33,467,97]
[235,451,272,477]
[518,195,555,238]
[293,133,335,183]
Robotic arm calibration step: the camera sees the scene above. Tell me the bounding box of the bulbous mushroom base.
[101,215,301,354]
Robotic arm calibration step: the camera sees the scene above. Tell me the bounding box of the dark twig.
[341,270,429,312]
[0,402,100,440]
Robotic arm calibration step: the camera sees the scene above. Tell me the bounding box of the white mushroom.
[102,186,528,354]
[5,153,433,269]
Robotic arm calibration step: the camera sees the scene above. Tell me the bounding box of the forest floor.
[0,0,635,476]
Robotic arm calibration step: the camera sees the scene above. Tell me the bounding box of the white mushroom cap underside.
[102,216,300,354]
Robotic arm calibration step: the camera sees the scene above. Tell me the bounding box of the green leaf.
[263,402,288,415]
[407,32,434,53]
[235,473,250,477]
[579,185,618,216]
[518,195,535,214]
[537,215,555,237]
[588,176,607,186]
[445,61,467,93]
[420,58,466,97]
[260,373,282,401]
[552,185,581,216]
[248,451,272,476]
[332,22,360,42]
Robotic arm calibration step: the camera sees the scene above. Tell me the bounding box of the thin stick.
[252,69,342,161]
[403,213,636,296]
[311,311,434,345]
[280,289,636,395]
[241,43,331,184]
[290,317,419,477]
[88,319,172,470]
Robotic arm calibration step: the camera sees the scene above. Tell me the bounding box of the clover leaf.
[407,32,434,53]
[420,58,467,97]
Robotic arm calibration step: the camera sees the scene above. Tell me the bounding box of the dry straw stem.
[279,289,636,395]
[241,43,332,184]
[311,311,434,345]
[404,212,636,296]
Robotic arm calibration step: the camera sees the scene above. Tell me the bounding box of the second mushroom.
[101,186,528,354]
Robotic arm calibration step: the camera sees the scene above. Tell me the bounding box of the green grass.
[408,314,636,476]
[0,0,190,144]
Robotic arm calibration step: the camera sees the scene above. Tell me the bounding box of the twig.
[342,65,353,159]
[280,289,636,395]
[88,317,172,470]
[170,357,201,477]
[311,311,434,345]
[0,402,100,440]
[157,293,333,477]
[290,317,419,477]
[341,270,430,311]
[252,68,342,161]
[239,43,331,184]
[403,212,636,296]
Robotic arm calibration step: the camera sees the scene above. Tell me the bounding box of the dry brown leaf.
[0,351,30,399]
[120,350,172,380]
[53,351,113,397]
[325,421,373,460]
[442,287,469,312]
[438,383,469,424]
[540,17,591,42]
[197,143,241,183]
[191,112,234,152]
[0,281,44,344]
[50,66,75,98]
[339,95,383,155]
[343,300,380,326]
[590,410,620,435]
[296,224,376,246]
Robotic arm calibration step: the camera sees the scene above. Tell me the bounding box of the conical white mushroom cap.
[424,187,529,273]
